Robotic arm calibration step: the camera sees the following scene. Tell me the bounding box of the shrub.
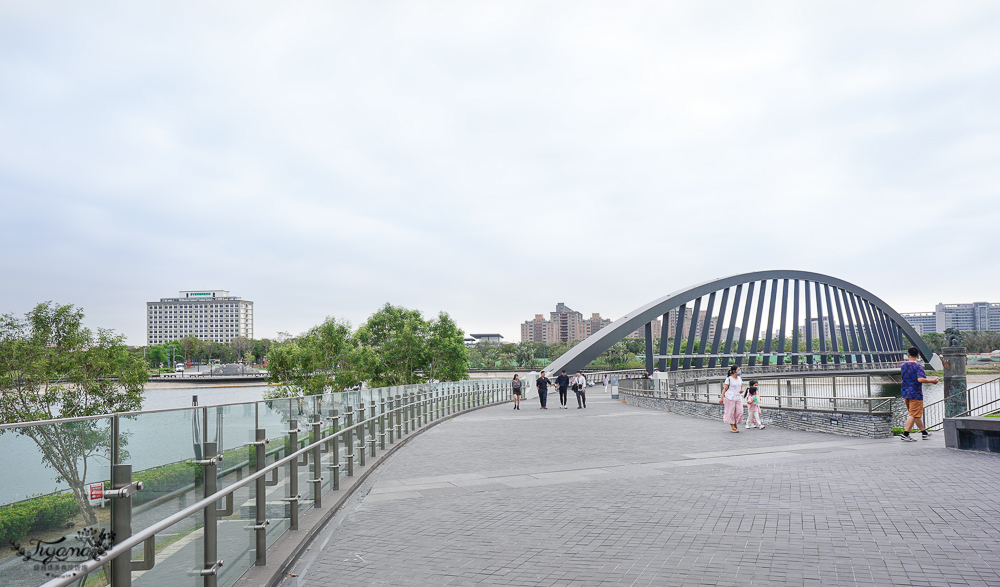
[0,492,80,544]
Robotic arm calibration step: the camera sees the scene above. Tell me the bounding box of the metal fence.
[924,376,1000,430]
[0,379,511,587]
[619,374,893,414]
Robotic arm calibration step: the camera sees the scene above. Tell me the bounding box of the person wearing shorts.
[900,346,940,441]
[511,374,522,410]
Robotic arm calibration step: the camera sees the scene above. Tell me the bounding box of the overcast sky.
[1,1,999,345]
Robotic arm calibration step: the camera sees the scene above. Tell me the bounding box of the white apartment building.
[147,290,253,346]
[901,302,1000,334]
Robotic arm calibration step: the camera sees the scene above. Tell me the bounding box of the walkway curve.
[280,388,1000,587]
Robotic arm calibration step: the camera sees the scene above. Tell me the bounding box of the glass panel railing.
[0,417,113,587]
[0,378,511,587]
[124,408,204,587]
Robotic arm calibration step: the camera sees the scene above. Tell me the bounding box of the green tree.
[266,318,358,397]
[231,336,254,362]
[497,343,517,368]
[354,304,429,386]
[514,342,536,369]
[604,341,633,369]
[425,312,468,381]
[146,344,169,369]
[0,303,147,529]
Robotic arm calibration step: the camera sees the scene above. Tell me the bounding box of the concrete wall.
[620,390,893,439]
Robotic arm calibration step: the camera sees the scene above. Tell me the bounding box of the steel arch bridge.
[547,271,932,376]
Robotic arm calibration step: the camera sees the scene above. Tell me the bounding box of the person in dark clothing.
[574,371,587,408]
[536,371,551,409]
[556,370,571,409]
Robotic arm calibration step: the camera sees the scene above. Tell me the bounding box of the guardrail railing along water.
[0,379,513,587]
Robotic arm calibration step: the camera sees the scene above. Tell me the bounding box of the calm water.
[1,384,274,506]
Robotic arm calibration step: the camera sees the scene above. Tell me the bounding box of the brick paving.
[281,388,1000,586]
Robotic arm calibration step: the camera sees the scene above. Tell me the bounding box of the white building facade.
[901,303,1000,334]
[147,290,253,346]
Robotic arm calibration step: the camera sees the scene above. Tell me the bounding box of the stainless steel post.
[253,429,268,566]
[345,408,354,477]
[110,463,133,587]
[387,396,395,444]
[358,403,367,467]
[379,398,387,450]
[394,394,402,439]
[328,410,340,490]
[202,442,220,587]
[369,399,377,457]
[311,414,322,508]
[402,392,409,434]
[287,423,300,530]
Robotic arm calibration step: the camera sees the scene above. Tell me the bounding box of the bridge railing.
[660,361,902,385]
[619,374,894,414]
[0,379,513,587]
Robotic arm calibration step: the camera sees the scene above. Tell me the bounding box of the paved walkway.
[282,388,1000,587]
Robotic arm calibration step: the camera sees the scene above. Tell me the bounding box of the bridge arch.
[547,271,932,375]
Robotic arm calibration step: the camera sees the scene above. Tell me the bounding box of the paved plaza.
[282,388,1000,586]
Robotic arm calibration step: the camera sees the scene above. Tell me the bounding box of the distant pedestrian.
[719,365,744,433]
[745,380,764,429]
[900,347,939,441]
[556,369,571,409]
[574,371,587,408]
[512,374,522,410]
[536,371,552,409]
[603,374,610,392]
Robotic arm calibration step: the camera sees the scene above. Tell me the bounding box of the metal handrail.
[0,387,414,430]
[951,396,1000,419]
[618,379,893,413]
[40,386,500,587]
[923,375,1000,430]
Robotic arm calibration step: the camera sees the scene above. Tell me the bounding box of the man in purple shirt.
[900,346,940,441]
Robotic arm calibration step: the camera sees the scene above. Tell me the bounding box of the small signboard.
[88,483,104,506]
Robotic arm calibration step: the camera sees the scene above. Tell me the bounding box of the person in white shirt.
[573,371,588,408]
[603,374,610,392]
[719,364,744,433]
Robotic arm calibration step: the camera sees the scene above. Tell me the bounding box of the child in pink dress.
[745,381,765,429]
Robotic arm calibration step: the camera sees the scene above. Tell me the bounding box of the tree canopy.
[265,304,468,396]
[0,302,148,535]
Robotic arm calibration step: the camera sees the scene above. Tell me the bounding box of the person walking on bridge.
[603,373,610,392]
[512,374,522,410]
[556,369,571,409]
[900,347,939,441]
[574,371,587,408]
[536,371,551,409]
[719,365,744,433]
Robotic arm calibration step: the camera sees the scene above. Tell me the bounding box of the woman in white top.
[719,364,744,433]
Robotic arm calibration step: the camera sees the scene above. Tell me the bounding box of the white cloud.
[1,1,999,342]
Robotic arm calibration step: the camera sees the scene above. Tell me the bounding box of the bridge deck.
[282,387,1000,586]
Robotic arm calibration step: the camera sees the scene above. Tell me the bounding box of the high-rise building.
[147,290,253,346]
[625,308,719,341]
[520,303,611,343]
[900,302,1000,334]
